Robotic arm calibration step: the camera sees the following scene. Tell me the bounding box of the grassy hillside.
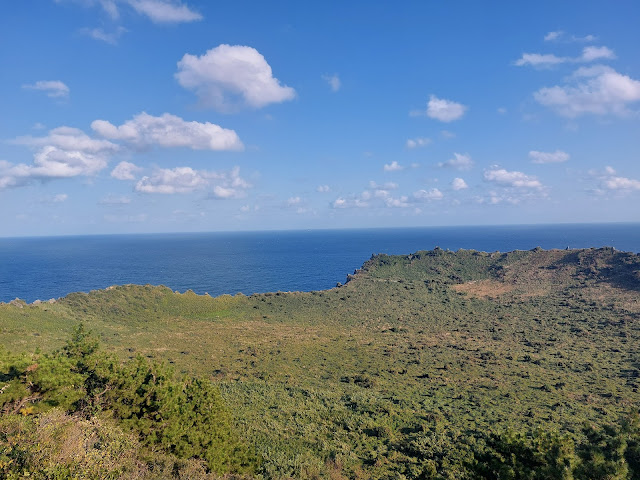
[1,247,640,478]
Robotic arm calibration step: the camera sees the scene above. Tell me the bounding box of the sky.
[1,1,639,237]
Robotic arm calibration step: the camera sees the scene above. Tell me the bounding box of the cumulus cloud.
[331,181,403,209]
[438,153,473,171]
[1,127,119,188]
[316,184,330,193]
[426,95,467,122]
[451,177,468,190]
[413,188,443,201]
[175,44,296,111]
[534,65,640,117]
[135,165,250,197]
[529,150,570,164]
[92,112,243,151]
[591,166,640,192]
[322,73,341,92]
[287,196,302,206]
[111,161,142,180]
[406,137,431,149]
[384,161,404,172]
[22,80,69,98]
[484,168,543,189]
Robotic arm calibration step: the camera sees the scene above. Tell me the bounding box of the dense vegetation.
[1,247,639,478]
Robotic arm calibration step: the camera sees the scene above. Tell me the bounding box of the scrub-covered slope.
[1,247,639,479]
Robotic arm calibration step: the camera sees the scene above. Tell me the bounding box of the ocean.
[1,223,639,303]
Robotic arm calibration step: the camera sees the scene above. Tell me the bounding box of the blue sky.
[1,1,639,236]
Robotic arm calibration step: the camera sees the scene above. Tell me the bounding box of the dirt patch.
[452,279,514,298]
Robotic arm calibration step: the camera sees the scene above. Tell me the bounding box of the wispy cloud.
[80,26,127,44]
[529,150,570,164]
[514,46,615,67]
[322,73,341,92]
[406,137,431,149]
[22,80,69,98]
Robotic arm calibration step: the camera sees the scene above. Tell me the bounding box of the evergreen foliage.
[1,247,640,478]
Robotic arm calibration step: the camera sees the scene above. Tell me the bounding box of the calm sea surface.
[1,224,639,303]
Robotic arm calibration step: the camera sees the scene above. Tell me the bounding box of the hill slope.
[1,247,639,478]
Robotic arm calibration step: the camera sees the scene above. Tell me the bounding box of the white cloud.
[574,34,597,43]
[580,46,615,62]
[22,80,69,98]
[111,161,142,180]
[438,153,473,171]
[534,65,640,117]
[52,193,68,203]
[441,130,455,139]
[544,31,563,42]
[322,73,341,92]
[1,127,119,188]
[406,137,431,149]
[104,213,148,223]
[413,188,443,200]
[126,0,202,23]
[316,184,330,193]
[384,161,404,172]
[369,180,398,190]
[80,26,126,44]
[451,177,468,190]
[497,107,507,114]
[385,195,411,208]
[331,197,369,209]
[135,165,251,197]
[135,167,209,194]
[287,196,302,206]
[92,112,243,151]
[515,46,615,68]
[484,168,543,189]
[426,95,467,122]
[81,0,201,23]
[591,166,640,192]
[99,194,131,205]
[176,44,296,111]
[529,150,570,164]
[604,176,640,190]
[515,53,568,67]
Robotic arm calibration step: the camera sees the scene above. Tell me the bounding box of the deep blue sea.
[1,224,639,303]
